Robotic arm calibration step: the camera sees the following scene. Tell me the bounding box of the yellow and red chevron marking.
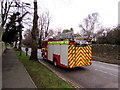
[75,47,83,66]
[81,46,91,65]
[84,45,92,61]
[75,44,92,66]
[68,44,75,68]
[85,45,92,59]
[68,44,92,68]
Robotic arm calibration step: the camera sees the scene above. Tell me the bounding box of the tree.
[44,12,51,38]
[62,28,74,33]
[2,12,19,44]
[79,12,101,38]
[29,0,38,60]
[38,11,51,39]
[48,29,54,37]
[53,28,62,38]
[1,0,30,49]
[62,29,70,33]
[17,11,29,50]
[96,25,120,45]
[22,29,33,47]
[61,28,74,39]
[38,11,51,48]
[1,0,16,43]
[1,0,14,28]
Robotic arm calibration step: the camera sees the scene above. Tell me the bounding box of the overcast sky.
[23,0,119,33]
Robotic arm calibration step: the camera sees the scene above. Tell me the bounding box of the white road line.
[92,61,118,67]
[94,68,118,77]
[92,64,118,72]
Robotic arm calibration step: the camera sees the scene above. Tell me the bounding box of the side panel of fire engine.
[53,44,60,55]
[48,44,54,61]
[60,45,68,66]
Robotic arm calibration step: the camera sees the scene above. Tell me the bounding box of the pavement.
[2,48,36,88]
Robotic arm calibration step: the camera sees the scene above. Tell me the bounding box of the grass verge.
[15,51,74,88]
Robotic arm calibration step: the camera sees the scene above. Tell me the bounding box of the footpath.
[2,48,35,88]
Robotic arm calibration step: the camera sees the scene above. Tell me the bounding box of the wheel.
[42,55,45,60]
[53,60,57,66]
[42,52,45,60]
[42,52,44,57]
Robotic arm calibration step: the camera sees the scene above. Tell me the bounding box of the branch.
[18,11,29,22]
[3,0,14,27]
[79,24,86,32]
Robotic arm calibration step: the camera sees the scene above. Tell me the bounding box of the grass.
[15,51,74,88]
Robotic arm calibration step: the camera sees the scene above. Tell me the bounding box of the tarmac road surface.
[22,48,119,88]
[39,59,119,88]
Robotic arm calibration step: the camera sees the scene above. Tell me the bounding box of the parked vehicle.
[41,37,92,68]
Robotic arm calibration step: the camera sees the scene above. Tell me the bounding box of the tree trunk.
[18,29,22,50]
[29,0,38,60]
[14,40,17,48]
[30,40,38,60]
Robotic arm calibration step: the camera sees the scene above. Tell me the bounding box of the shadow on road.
[58,66,87,72]
[40,58,87,72]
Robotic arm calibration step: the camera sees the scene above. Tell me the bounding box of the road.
[22,48,119,88]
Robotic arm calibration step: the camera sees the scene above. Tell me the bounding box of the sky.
[22,0,119,33]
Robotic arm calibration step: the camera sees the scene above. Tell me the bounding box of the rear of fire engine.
[41,36,92,68]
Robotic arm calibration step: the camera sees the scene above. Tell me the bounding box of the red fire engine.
[41,37,92,68]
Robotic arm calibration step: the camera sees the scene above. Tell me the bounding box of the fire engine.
[41,34,92,68]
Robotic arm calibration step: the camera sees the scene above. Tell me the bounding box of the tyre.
[53,60,57,66]
[42,52,44,57]
[42,52,45,60]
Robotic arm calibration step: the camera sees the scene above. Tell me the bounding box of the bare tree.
[44,12,51,38]
[1,0,31,45]
[38,13,45,41]
[79,12,101,38]
[38,11,51,40]
[38,11,51,48]
[48,29,54,37]
[17,12,29,50]
[1,0,14,42]
[53,28,62,39]
[1,0,14,28]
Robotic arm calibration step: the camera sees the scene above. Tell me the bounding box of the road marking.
[94,68,118,77]
[92,64,118,72]
[92,61,118,67]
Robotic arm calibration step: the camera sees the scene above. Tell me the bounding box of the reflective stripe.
[42,48,48,50]
[48,41,69,44]
[43,40,48,41]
